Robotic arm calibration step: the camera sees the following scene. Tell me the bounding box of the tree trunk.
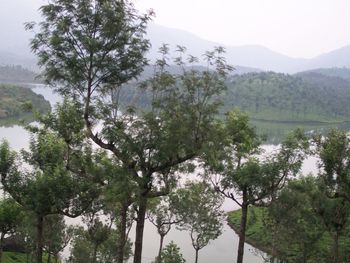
[270,224,276,263]
[237,194,248,263]
[0,232,5,263]
[47,253,51,263]
[92,244,98,263]
[195,248,199,263]
[332,232,339,263]
[116,203,128,263]
[157,234,165,263]
[36,215,44,263]
[54,255,58,263]
[133,197,148,263]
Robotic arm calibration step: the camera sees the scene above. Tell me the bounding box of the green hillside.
[0,84,51,125]
[300,67,350,81]
[2,252,58,263]
[223,71,350,123]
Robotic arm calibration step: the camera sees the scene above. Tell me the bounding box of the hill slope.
[0,84,50,123]
[223,72,350,123]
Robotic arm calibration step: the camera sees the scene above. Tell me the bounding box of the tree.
[0,129,99,263]
[311,129,350,263]
[155,241,185,263]
[43,215,74,263]
[265,177,325,263]
[29,2,232,262]
[313,129,350,202]
[171,181,224,263]
[147,196,179,263]
[203,111,308,263]
[0,198,23,263]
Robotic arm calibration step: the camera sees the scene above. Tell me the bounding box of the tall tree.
[203,110,308,263]
[171,181,224,263]
[29,2,232,262]
[0,129,99,263]
[313,129,350,202]
[147,196,179,263]
[0,198,23,263]
[43,215,74,263]
[265,177,325,263]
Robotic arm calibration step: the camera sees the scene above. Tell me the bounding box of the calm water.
[0,84,317,263]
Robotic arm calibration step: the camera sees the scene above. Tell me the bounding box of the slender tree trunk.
[332,232,339,263]
[157,234,165,263]
[116,203,128,263]
[36,215,44,263]
[47,252,51,263]
[92,244,98,263]
[0,232,5,263]
[195,248,199,263]
[133,197,148,263]
[237,193,248,263]
[54,255,58,263]
[270,224,276,263]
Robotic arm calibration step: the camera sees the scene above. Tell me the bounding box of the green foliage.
[0,198,23,236]
[171,181,224,252]
[313,129,350,201]
[228,176,350,263]
[0,84,50,121]
[1,251,58,263]
[300,67,350,81]
[69,224,132,263]
[28,0,151,96]
[223,72,350,123]
[156,241,186,263]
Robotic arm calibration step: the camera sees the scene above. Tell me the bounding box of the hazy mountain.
[1,18,350,73]
[147,24,350,73]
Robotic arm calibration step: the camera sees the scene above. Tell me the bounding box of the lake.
[0,84,316,263]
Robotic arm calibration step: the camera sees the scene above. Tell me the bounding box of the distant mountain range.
[147,24,350,73]
[1,23,350,73]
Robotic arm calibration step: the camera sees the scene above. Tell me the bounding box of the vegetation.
[155,242,186,263]
[223,72,350,123]
[1,251,57,263]
[0,84,50,121]
[1,1,350,263]
[300,67,350,81]
[171,182,224,263]
[227,129,350,263]
[203,110,308,263]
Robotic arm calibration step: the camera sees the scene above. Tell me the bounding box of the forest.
[0,84,50,122]
[0,1,350,263]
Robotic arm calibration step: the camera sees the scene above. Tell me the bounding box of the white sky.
[135,0,350,58]
[0,0,349,59]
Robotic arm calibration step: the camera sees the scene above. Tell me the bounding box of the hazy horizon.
[0,0,349,59]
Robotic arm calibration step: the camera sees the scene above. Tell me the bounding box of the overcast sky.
[135,0,350,58]
[1,0,349,58]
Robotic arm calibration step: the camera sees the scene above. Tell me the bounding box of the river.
[0,84,317,263]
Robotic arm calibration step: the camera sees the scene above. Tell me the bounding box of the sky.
[0,0,350,58]
[135,0,350,58]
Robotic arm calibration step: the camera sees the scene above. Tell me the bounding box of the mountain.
[147,24,305,73]
[1,19,350,73]
[303,46,350,71]
[147,24,350,73]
